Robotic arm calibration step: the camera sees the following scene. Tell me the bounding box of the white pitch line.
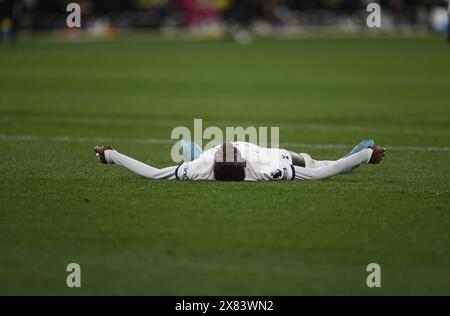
[0,134,449,153]
[281,142,450,152]
[1,116,449,137]
[0,135,173,145]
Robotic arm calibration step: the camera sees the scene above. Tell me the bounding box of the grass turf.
[0,35,449,295]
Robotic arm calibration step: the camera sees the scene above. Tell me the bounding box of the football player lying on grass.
[94,139,385,181]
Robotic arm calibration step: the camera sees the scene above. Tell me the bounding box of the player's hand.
[94,145,114,164]
[369,146,385,164]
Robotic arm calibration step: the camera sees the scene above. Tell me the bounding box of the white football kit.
[104,141,372,181]
[175,142,294,181]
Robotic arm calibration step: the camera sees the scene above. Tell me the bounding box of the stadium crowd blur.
[1,0,449,41]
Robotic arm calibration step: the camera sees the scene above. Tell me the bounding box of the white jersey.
[175,142,295,181]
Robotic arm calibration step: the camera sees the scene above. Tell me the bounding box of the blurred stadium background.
[1,0,449,41]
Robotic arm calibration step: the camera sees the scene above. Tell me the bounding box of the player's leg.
[95,146,178,180]
[293,147,384,180]
[288,151,306,167]
[341,138,375,173]
[291,139,375,170]
[289,151,334,168]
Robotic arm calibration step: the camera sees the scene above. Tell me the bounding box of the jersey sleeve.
[174,147,217,180]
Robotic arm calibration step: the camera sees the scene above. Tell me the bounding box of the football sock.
[299,153,334,169]
[293,148,372,180]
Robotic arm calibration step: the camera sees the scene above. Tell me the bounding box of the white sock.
[294,148,372,180]
[299,153,335,168]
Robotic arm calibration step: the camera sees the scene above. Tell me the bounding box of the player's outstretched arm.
[293,147,385,180]
[95,146,178,180]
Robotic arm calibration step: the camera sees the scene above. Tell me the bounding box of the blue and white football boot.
[180,140,202,162]
[342,138,375,173]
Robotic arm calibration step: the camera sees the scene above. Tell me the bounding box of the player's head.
[213,142,246,181]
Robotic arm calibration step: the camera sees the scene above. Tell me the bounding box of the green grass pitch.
[0,35,449,295]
